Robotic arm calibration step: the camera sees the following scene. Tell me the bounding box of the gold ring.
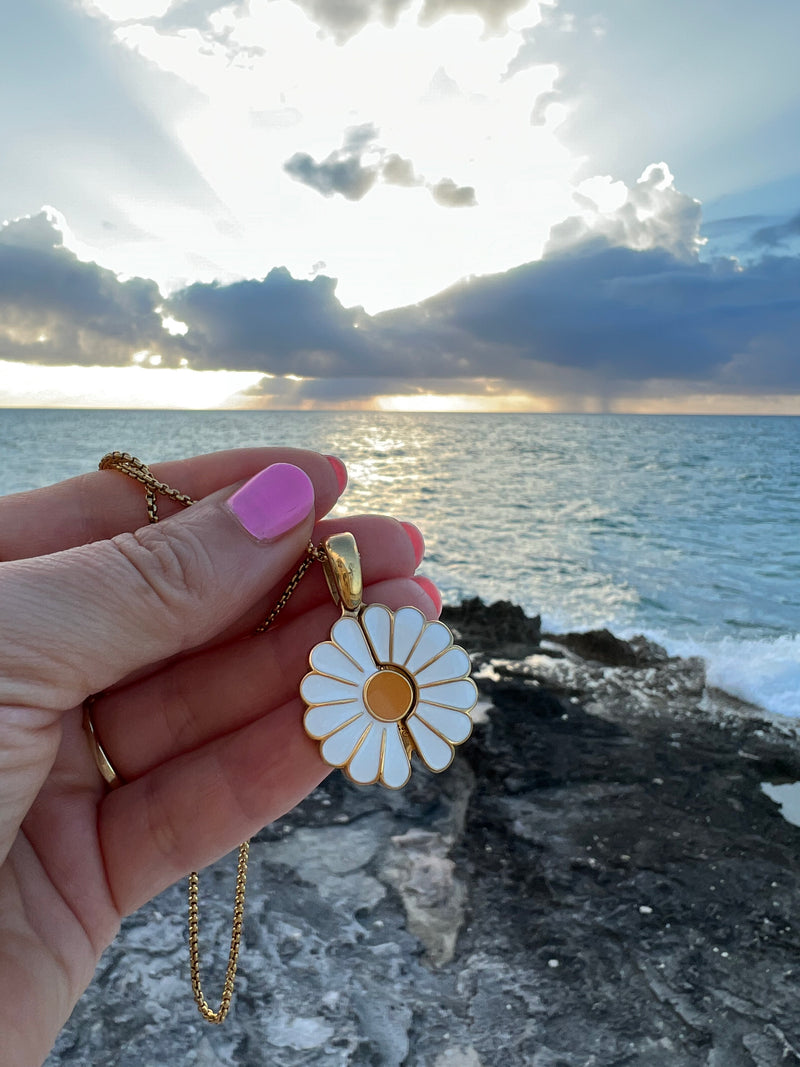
[82,696,124,790]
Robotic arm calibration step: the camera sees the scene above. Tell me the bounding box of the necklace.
[91,451,477,1022]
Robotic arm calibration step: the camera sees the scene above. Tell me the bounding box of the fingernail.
[401,521,425,567]
[413,575,442,616]
[325,455,348,494]
[227,463,315,541]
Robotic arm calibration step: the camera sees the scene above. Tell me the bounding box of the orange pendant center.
[363,668,415,722]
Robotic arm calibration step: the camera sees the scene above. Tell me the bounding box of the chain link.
[99,452,320,1023]
[188,842,249,1023]
[99,451,195,521]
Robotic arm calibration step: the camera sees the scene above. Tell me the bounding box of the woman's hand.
[0,448,439,1067]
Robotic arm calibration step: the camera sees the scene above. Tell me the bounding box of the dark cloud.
[165,241,800,390]
[284,122,381,201]
[234,372,510,407]
[430,178,477,208]
[752,211,800,248]
[4,209,800,396]
[284,152,380,201]
[164,268,370,374]
[0,211,182,367]
[285,124,473,206]
[237,374,428,407]
[398,244,800,388]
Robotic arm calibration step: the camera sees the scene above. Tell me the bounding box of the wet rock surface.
[47,601,800,1067]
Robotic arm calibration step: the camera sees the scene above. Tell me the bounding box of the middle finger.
[91,575,435,781]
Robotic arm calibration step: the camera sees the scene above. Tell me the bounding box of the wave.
[650,631,800,719]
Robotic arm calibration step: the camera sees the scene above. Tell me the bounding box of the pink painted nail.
[227,463,314,542]
[401,522,425,567]
[413,575,442,616]
[325,454,348,494]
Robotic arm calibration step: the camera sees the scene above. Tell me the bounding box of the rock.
[440,597,541,657]
[46,602,800,1067]
[382,829,467,966]
[547,627,670,667]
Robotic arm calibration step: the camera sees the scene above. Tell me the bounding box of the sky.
[1,0,799,411]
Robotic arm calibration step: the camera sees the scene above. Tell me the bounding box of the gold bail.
[322,532,363,613]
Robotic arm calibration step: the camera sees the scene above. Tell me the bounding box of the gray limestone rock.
[45,602,800,1067]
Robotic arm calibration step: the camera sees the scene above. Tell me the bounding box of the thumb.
[1,463,318,713]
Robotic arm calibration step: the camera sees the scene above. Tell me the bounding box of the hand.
[0,448,439,1067]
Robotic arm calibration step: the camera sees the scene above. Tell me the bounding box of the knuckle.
[143,773,191,874]
[109,526,212,636]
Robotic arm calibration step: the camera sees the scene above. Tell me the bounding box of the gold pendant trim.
[302,535,477,789]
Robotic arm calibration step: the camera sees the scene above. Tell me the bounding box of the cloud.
[382,153,421,187]
[164,268,370,374]
[88,0,538,41]
[283,0,408,43]
[418,0,533,34]
[751,211,800,248]
[284,123,384,201]
[430,177,477,207]
[269,0,534,43]
[529,88,560,126]
[233,372,515,409]
[4,191,799,398]
[285,123,475,207]
[503,2,800,212]
[284,152,380,202]
[397,247,786,383]
[0,210,182,367]
[547,164,703,261]
[164,238,800,392]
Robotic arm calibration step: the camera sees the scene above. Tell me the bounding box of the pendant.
[301,533,478,789]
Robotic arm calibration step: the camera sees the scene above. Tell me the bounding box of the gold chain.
[99,451,321,1023]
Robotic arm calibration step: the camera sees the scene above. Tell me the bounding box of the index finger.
[0,447,346,561]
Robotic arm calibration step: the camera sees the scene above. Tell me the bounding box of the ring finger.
[89,574,437,783]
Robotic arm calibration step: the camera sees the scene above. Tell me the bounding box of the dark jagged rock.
[441,597,541,657]
[547,627,671,667]
[47,603,800,1067]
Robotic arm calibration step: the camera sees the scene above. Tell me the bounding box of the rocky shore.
[47,601,800,1067]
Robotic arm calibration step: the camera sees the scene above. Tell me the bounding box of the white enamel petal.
[304,700,364,740]
[320,714,371,768]
[405,621,452,675]
[381,726,412,788]
[414,645,471,686]
[331,616,377,673]
[407,716,454,772]
[300,673,360,706]
[361,604,392,663]
[412,702,473,745]
[310,641,367,685]
[417,678,478,713]
[346,721,384,784]
[391,606,426,666]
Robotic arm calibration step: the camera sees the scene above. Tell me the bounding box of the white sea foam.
[654,631,800,719]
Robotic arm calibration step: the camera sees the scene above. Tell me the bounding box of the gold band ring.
[82,696,124,790]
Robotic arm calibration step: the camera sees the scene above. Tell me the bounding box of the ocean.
[1,409,797,717]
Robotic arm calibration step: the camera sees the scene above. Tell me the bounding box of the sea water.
[1,409,797,717]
